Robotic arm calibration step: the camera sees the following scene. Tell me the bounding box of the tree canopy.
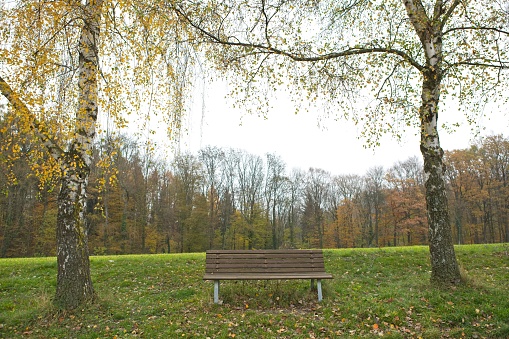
[171,0,509,284]
[0,0,195,308]
[173,0,508,140]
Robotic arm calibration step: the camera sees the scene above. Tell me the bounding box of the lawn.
[1,244,508,338]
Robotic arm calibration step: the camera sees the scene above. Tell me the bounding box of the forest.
[1,122,508,258]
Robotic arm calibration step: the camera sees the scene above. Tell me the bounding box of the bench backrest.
[205,249,327,275]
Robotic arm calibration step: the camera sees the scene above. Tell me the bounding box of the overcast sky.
[177,79,508,176]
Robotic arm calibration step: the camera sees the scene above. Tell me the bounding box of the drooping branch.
[171,4,424,72]
[450,60,509,69]
[0,75,65,162]
[443,26,509,36]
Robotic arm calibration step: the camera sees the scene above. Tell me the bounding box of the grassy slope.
[0,244,508,338]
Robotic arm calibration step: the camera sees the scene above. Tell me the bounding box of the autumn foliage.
[1,129,508,257]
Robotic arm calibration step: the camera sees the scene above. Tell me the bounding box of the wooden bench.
[204,249,333,304]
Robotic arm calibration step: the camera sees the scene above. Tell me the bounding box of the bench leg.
[214,280,220,304]
[317,279,323,302]
[311,279,315,290]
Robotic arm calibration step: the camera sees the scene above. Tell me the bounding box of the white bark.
[403,0,461,284]
[54,0,103,308]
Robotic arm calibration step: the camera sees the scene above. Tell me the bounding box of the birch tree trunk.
[54,0,103,308]
[404,0,461,284]
[55,168,94,308]
[420,71,461,284]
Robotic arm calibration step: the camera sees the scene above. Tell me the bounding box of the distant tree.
[199,146,225,249]
[333,175,363,248]
[445,135,509,244]
[172,153,203,252]
[301,168,330,248]
[145,161,167,253]
[227,210,247,250]
[236,151,265,249]
[445,148,480,244]
[361,166,386,247]
[264,153,287,249]
[218,149,241,248]
[386,158,427,246]
[324,176,347,248]
[286,169,306,248]
[478,136,509,243]
[185,192,209,252]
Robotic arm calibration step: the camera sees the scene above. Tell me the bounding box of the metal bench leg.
[311,279,315,290]
[317,279,323,302]
[214,280,220,304]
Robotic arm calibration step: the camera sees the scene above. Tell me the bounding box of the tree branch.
[172,4,424,72]
[443,25,509,36]
[450,61,509,69]
[0,75,65,162]
[402,0,430,37]
[440,0,461,31]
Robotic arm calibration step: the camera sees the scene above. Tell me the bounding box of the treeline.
[1,131,508,257]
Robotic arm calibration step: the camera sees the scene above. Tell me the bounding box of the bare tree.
[199,146,225,248]
[302,168,330,248]
[264,153,288,248]
[236,151,265,249]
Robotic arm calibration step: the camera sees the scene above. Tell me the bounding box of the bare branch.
[450,61,509,69]
[172,4,424,71]
[440,0,461,30]
[443,25,509,36]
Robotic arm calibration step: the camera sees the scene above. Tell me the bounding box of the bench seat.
[203,272,334,280]
[204,249,333,303]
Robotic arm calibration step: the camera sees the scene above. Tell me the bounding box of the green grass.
[1,244,508,338]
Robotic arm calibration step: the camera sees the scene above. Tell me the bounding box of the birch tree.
[0,0,192,308]
[173,0,509,284]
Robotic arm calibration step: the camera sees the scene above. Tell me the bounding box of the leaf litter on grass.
[1,245,509,338]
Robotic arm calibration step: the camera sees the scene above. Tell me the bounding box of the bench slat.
[205,262,325,270]
[206,261,325,265]
[204,273,333,280]
[206,256,324,262]
[206,256,324,261]
[205,266,325,273]
[206,249,322,253]
[204,250,331,276]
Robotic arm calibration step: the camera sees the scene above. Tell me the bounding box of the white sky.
[177,80,508,176]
